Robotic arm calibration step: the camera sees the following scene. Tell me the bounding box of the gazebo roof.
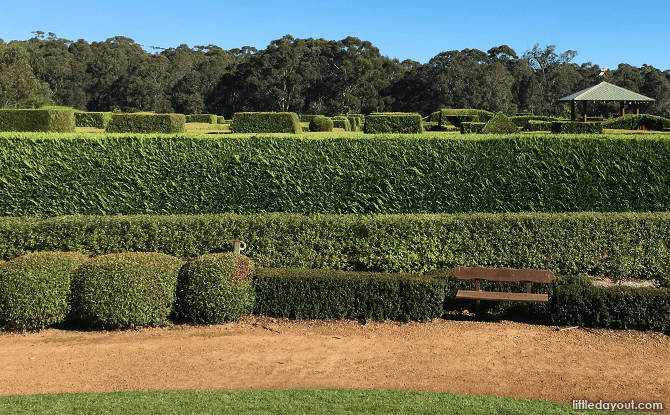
[558,81,654,103]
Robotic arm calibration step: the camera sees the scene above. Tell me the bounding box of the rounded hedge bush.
[0,252,88,331]
[176,253,255,324]
[309,115,333,132]
[72,252,184,329]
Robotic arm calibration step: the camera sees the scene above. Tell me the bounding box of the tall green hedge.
[4,133,670,216]
[364,113,423,134]
[230,112,302,134]
[0,109,76,132]
[3,212,670,278]
[74,112,113,129]
[440,109,494,127]
[253,268,446,322]
[347,114,365,131]
[105,114,186,133]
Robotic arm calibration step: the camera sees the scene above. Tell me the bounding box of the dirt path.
[1,316,668,412]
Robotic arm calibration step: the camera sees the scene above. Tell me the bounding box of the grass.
[0,389,657,415]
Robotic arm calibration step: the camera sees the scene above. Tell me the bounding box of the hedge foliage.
[4,212,670,279]
[347,114,364,131]
[509,115,564,130]
[551,285,670,333]
[71,252,184,329]
[364,113,423,134]
[230,112,302,134]
[176,253,255,324]
[551,121,603,134]
[481,113,519,134]
[332,116,351,131]
[253,268,446,322]
[309,116,333,132]
[5,133,670,216]
[74,112,113,129]
[0,109,76,132]
[186,114,217,124]
[604,114,670,131]
[460,122,486,134]
[526,120,553,131]
[105,113,186,133]
[440,109,494,127]
[0,251,88,331]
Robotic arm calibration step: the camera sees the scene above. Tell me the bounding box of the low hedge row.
[347,114,364,131]
[230,112,302,134]
[309,116,333,132]
[526,120,553,131]
[186,114,217,124]
[441,109,494,127]
[460,122,485,134]
[0,251,253,331]
[74,112,113,129]
[332,116,351,131]
[509,115,564,130]
[604,114,670,131]
[3,212,670,281]
[364,113,423,134]
[253,268,446,322]
[551,121,603,134]
[0,109,76,132]
[105,114,186,133]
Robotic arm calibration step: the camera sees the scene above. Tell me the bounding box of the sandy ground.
[0,315,668,412]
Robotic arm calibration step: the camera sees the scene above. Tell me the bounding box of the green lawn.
[0,389,656,415]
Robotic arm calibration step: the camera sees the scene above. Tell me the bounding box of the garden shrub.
[332,116,351,131]
[0,109,75,132]
[230,112,302,134]
[550,284,670,334]
[509,115,564,130]
[460,122,486,134]
[176,253,254,324]
[105,114,186,133]
[481,113,519,134]
[0,251,88,331]
[551,121,603,134]
[309,116,333,132]
[253,268,446,322]
[186,114,217,124]
[440,109,494,127]
[71,252,184,329]
[74,112,113,129]
[364,113,423,134]
[217,116,225,124]
[604,114,670,131]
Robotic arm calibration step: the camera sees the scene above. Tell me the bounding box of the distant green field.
[0,389,656,415]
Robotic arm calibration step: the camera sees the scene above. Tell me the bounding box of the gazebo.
[557,81,655,121]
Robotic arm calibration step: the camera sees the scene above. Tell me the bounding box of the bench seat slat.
[455,290,549,303]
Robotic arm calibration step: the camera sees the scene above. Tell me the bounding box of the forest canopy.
[2,31,669,118]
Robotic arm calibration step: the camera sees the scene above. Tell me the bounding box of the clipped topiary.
[176,253,255,324]
[332,116,351,131]
[71,252,184,329]
[481,112,519,134]
[309,115,334,132]
[0,252,88,331]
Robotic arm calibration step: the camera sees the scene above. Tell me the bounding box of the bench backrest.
[453,266,555,284]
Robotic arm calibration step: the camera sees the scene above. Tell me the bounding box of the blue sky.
[2,0,669,70]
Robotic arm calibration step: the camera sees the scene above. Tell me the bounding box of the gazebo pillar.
[570,101,576,121]
[620,101,626,117]
[582,101,588,122]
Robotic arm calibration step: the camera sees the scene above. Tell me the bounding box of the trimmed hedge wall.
[217,116,225,124]
[347,114,364,132]
[526,120,553,132]
[309,116,333,132]
[253,268,446,322]
[440,109,494,127]
[3,212,670,279]
[186,114,217,124]
[551,285,670,333]
[332,117,351,131]
[105,114,186,133]
[551,121,603,134]
[604,114,670,131]
[0,109,76,132]
[5,133,670,216]
[230,112,302,134]
[364,113,423,134]
[74,112,113,129]
[509,115,564,130]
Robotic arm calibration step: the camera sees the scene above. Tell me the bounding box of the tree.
[0,43,52,108]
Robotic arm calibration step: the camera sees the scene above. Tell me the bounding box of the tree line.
[1,31,669,118]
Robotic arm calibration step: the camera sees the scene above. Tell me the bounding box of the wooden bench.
[454,266,556,312]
